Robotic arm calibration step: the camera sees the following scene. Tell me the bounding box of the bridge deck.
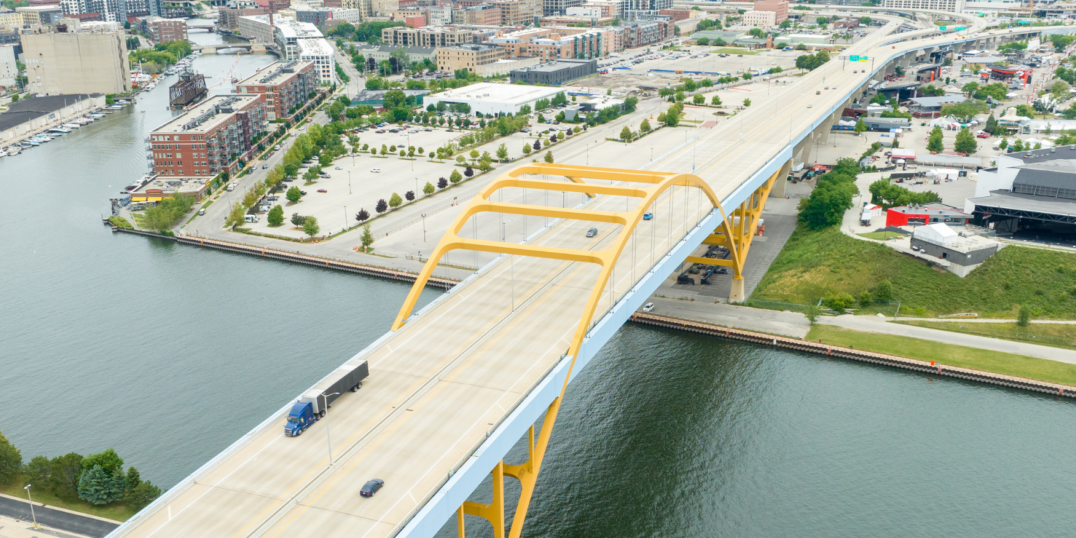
[112,15,1058,538]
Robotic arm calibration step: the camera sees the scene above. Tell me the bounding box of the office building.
[882,0,965,13]
[21,30,129,95]
[452,3,500,25]
[751,0,786,24]
[742,10,775,29]
[493,0,539,25]
[148,94,268,178]
[0,11,22,32]
[509,58,595,84]
[17,4,64,25]
[235,60,316,120]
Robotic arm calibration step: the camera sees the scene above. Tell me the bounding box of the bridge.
[191,42,272,54]
[186,21,216,32]
[107,13,1073,538]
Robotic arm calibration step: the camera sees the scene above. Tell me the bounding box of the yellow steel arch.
[390,163,746,538]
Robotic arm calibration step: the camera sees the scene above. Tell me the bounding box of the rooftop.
[352,44,437,55]
[430,82,564,105]
[511,59,595,74]
[890,203,969,216]
[0,93,98,132]
[235,60,314,86]
[297,37,332,57]
[969,189,1076,218]
[153,94,261,134]
[908,95,967,108]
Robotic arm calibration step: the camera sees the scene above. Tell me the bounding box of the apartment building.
[297,37,335,85]
[452,3,500,24]
[219,3,266,30]
[0,11,22,32]
[491,27,604,61]
[235,60,315,120]
[620,19,672,48]
[17,4,64,25]
[149,94,268,178]
[542,0,579,17]
[751,0,787,23]
[742,10,775,28]
[493,0,539,25]
[437,43,504,73]
[21,30,129,95]
[381,25,475,47]
[140,16,187,41]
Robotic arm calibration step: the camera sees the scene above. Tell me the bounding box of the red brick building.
[149,94,268,178]
[235,60,316,121]
[140,17,188,43]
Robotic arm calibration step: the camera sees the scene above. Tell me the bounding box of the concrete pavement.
[641,298,810,338]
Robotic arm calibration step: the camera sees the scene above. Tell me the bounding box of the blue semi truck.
[285,361,370,437]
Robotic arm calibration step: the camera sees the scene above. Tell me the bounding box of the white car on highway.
[370,168,381,173]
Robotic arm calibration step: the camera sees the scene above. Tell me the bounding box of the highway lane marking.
[143,434,285,538]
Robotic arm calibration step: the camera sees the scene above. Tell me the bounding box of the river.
[2,29,1076,537]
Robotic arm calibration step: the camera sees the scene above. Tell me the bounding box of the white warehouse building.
[422,83,566,116]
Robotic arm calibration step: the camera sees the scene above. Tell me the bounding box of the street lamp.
[24,484,39,530]
[324,392,340,465]
[422,213,427,242]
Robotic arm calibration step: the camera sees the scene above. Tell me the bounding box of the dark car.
[360,479,384,497]
[586,227,598,237]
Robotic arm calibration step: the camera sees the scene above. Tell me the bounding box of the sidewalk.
[0,495,118,538]
[641,298,810,338]
[818,315,1076,365]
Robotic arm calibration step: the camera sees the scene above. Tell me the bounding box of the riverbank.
[631,312,1076,396]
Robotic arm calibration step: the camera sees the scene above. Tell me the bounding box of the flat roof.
[153,94,260,134]
[909,95,967,107]
[512,59,594,74]
[131,176,212,195]
[428,82,563,105]
[297,37,332,56]
[969,190,1076,218]
[235,60,314,87]
[0,93,97,132]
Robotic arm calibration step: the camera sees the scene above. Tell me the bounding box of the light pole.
[422,213,426,242]
[24,484,39,530]
[324,392,340,465]
[348,171,352,194]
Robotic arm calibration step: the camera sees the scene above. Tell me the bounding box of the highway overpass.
[107,15,1074,538]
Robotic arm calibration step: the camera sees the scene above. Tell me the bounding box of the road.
[0,495,118,538]
[113,14,1058,538]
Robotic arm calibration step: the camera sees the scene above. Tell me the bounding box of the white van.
[244,214,258,223]
[227,184,235,192]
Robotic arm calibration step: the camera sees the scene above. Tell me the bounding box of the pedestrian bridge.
[107,15,1072,538]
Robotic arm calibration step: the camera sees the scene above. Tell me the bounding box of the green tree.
[985,113,998,134]
[127,481,162,511]
[108,466,126,504]
[290,213,306,227]
[927,127,945,153]
[267,205,285,226]
[286,186,302,203]
[496,143,509,161]
[711,95,722,106]
[1052,80,1071,100]
[743,98,752,107]
[854,118,867,135]
[389,192,403,209]
[620,126,633,141]
[1017,305,1031,327]
[449,169,463,184]
[48,453,84,501]
[961,81,980,95]
[302,216,320,237]
[999,138,1009,150]
[640,119,651,133]
[954,128,978,154]
[873,280,893,302]
[544,151,554,164]
[78,465,112,505]
[693,94,705,105]
[360,223,375,250]
[125,467,142,498]
[0,431,21,485]
[522,143,532,155]
[858,290,873,307]
[423,181,435,195]
[82,449,123,476]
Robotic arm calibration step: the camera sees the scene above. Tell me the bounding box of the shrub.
[823,292,857,313]
[873,280,893,302]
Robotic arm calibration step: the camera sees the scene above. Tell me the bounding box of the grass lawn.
[857,231,904,241]
[807,325,1076,386]
[753,225,1076,319]
[897,321,1076,351]
[0,477,134,522]
[713,47,758,55]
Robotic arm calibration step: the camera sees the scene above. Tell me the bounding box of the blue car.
[643,212,653,220]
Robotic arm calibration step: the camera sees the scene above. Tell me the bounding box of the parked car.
[586,227,598,237]
[360,479,384,498]
[317,189,327,193]
[262,164,269,169]
[300,190,308,195]
[642,302,654,313]
[335,166,342,170]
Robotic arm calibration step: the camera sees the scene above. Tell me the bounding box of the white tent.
[913,223,958,246]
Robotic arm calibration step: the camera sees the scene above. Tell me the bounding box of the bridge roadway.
[110,15,1049,538]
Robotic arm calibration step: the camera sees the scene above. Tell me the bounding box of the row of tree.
[797,158,860,230]
[926,126,978,155]
[0,432,161,510]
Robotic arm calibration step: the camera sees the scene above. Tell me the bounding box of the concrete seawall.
[630,313,1076,399]
[111,227,458,290]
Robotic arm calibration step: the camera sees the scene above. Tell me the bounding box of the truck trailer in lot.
[285,361,370,437]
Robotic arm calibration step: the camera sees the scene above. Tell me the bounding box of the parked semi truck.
[285,361,370,437]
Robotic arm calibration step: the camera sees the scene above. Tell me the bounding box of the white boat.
[0,150,7,158]
[7,146,21,155]
[63,123,81,129]
[107,104,124,110]
[33,135,52,143]
[48,127,71,134]
[89,113,104,119]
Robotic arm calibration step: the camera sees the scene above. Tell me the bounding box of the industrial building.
[0,93,104,145]
[21,30,130,95]
[509,58,597,85]
[910,223,999,277]
[886,203,970,227]
[235,60,316,121]
[148,94,268,179]
[0,44,16,88]
[422,82,564,116]
[966,147,1076,241]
